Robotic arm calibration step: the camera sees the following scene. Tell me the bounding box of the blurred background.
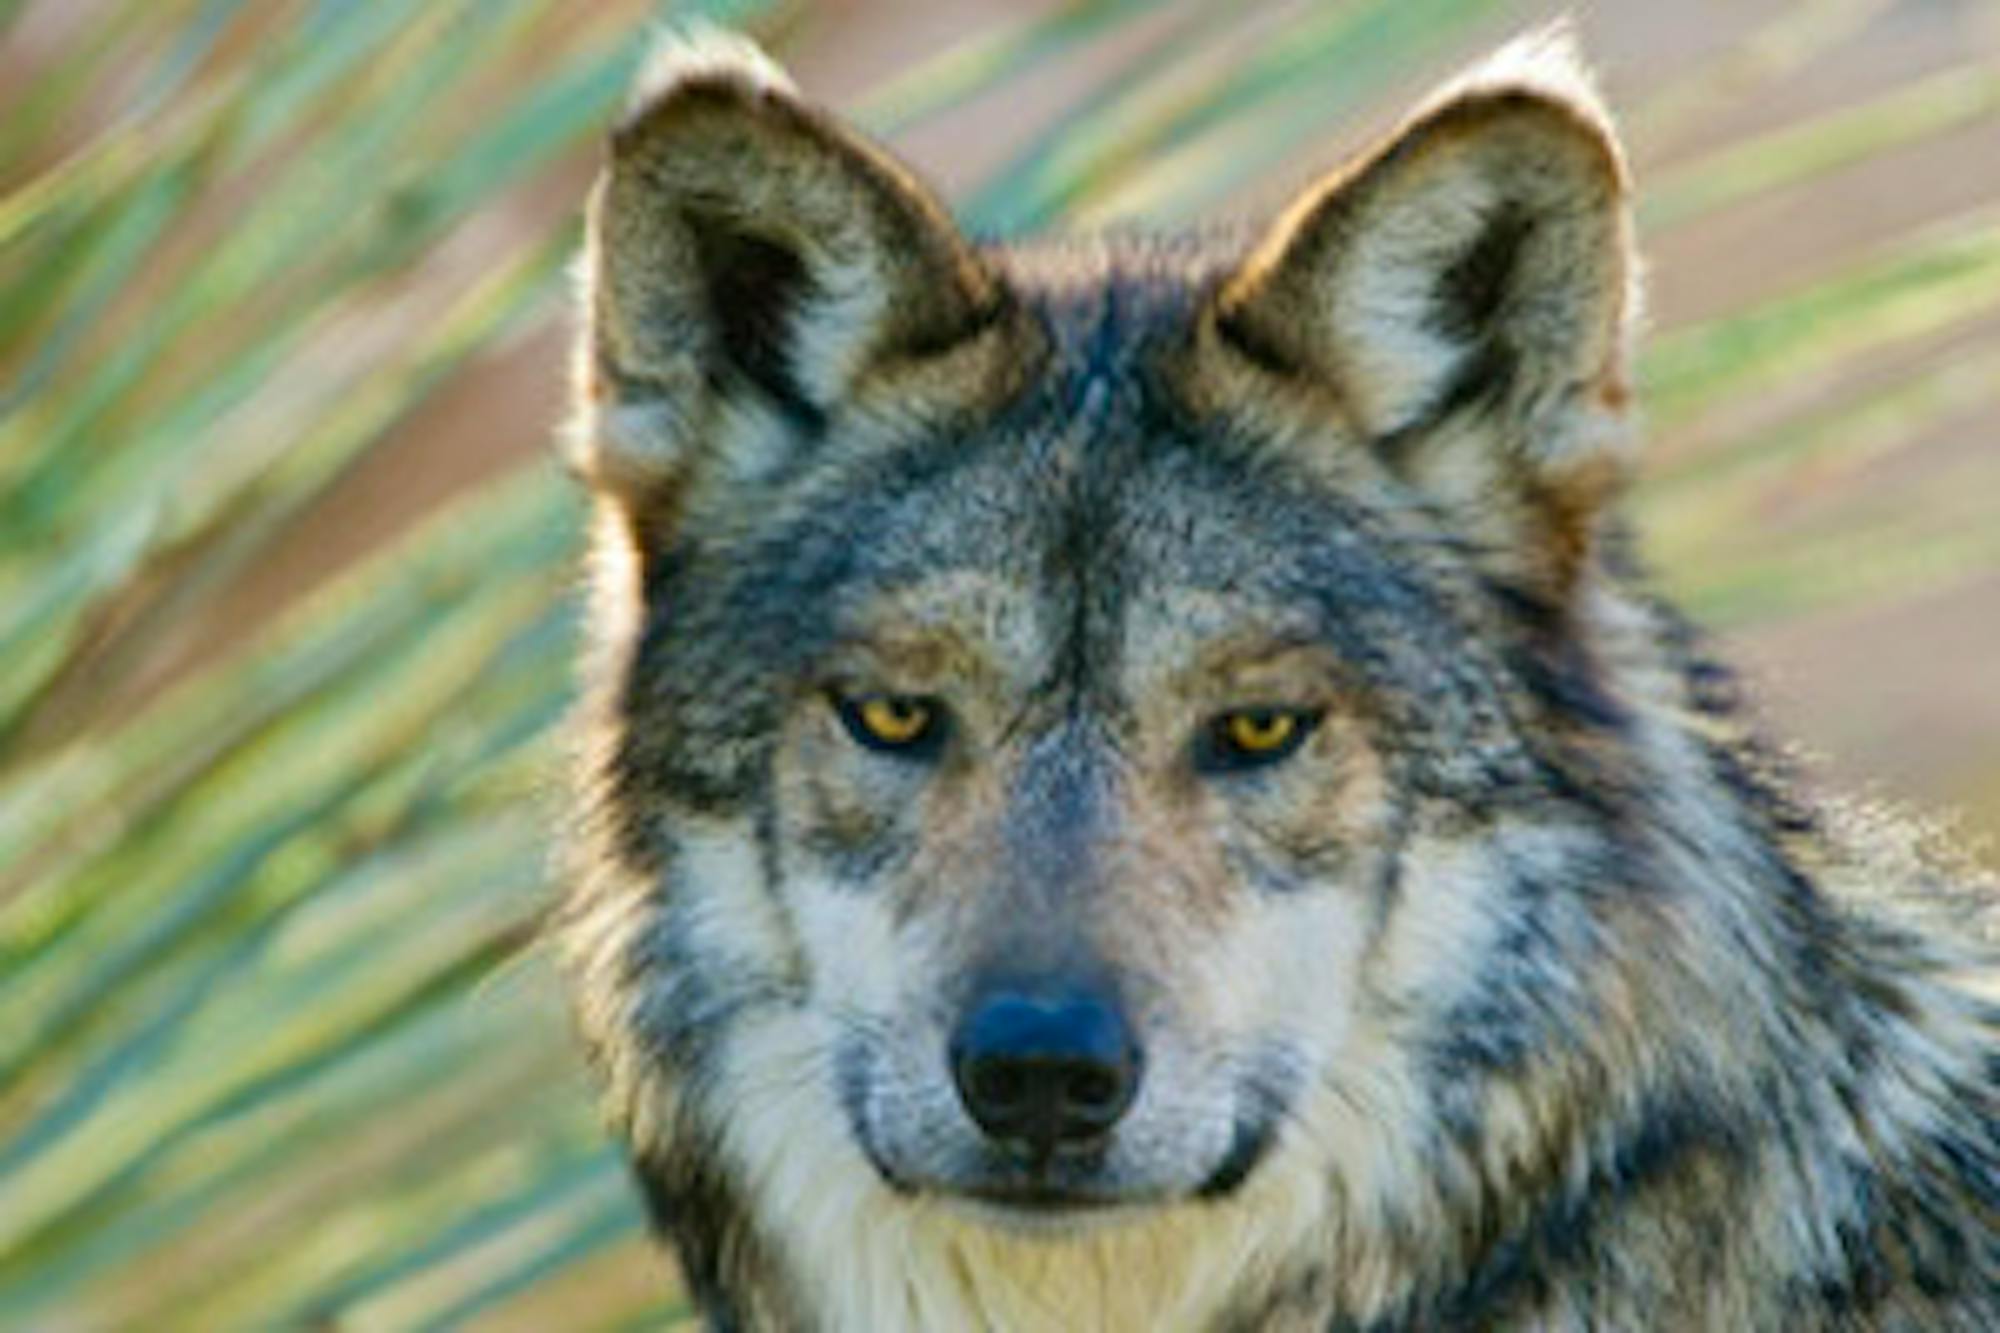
[3,0,1997,1326]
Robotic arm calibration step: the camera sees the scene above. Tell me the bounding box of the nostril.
[970,1063,1027,1112]
[1065,1065,1123,1113]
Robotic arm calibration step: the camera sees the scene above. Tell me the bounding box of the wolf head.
[562,22,1655,1266]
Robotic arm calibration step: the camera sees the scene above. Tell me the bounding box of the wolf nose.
[949,987,1142,1158]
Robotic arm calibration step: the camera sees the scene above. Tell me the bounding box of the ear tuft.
[1433,21,1612,132]
[621,22,795,123]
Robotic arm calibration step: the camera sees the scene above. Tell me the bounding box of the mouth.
[944,1181,1144,1235]
[958,1171,1131,1210]
[884,1144,1168,1230]
[934,1142,1142,1204]
[857,1116,1285,1227]
[937,1102,1285,1221]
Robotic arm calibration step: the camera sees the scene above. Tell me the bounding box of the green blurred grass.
[4,0,1998,1327]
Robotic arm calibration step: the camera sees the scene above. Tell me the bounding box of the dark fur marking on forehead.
[1006,233,1232,426]
[1074,277,1126,415]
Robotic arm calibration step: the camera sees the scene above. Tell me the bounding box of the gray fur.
[554,27,2000,1332]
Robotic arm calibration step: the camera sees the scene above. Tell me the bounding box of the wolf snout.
[949,984,1143,1160]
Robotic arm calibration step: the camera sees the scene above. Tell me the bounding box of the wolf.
[551,24,2000,1331]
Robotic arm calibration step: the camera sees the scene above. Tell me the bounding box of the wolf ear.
[575,30,1013,504]
[1204,32,1637,577]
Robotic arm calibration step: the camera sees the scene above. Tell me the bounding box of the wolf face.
[556,27,1998,1333]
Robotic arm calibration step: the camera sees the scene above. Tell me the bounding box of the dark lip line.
[850,1116,1293,1210]
[955,1184,1134,1213]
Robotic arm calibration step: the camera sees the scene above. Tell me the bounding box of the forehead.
[654,239,1488,708]
[846,445,1430,681]
[827,430,1442,717]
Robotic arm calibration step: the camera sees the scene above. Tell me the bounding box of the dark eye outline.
[1195,707,1322,774]
[832,692,950,759]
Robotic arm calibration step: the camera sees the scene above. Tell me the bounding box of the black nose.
[949,985,1143,1160]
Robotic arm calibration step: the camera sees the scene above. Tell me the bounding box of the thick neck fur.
[608,583,1998,1331]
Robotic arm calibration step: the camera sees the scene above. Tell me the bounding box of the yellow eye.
[1226,710,1297,753]
[859,697,930,745]
[838,694,943,754]
[1203,708,1318,771]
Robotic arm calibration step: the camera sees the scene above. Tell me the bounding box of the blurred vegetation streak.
[2,0,1997,1327]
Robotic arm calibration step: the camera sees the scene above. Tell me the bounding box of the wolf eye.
[836,693,945,756]
[1199,708,1319,772]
